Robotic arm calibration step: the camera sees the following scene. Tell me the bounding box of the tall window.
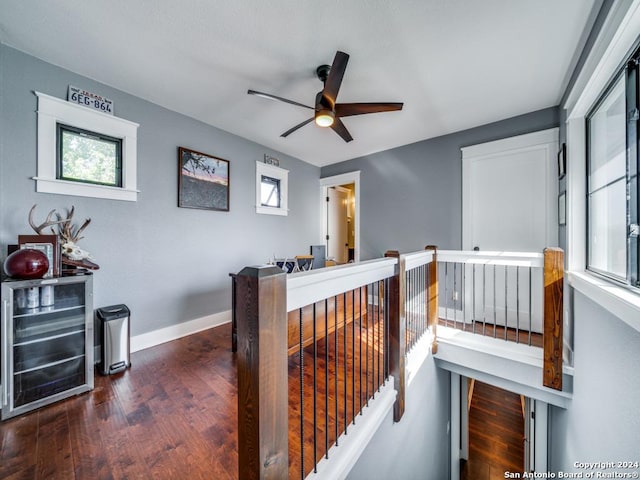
[587,49,639,288]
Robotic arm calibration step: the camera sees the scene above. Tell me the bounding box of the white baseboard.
[130,309,232,353]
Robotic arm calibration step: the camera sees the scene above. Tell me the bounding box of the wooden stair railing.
[384,250,405,422]
[425,245,439,354]
[236,265,288,480]
[543,247,564,391]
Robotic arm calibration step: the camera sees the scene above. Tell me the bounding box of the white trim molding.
[34,91,139,201]
[320,171,361,263]
[563,0,640,334]
[130,310,231,353]
[568,272,640,333]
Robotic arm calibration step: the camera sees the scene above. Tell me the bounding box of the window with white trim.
[586,48,639,288]
[57,124,123,187]
[256,162,288,216]
[35,91,139,201]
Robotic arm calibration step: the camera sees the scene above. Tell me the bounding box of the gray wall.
[321,107,559,259]
[0,44,321,336]
[548,292,640,472]
[347,357,450,480]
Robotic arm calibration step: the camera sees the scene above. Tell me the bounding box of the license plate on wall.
[68,86,113,114]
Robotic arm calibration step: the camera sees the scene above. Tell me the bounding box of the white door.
[463,128,558,251]
[461,128,558,332]
[327,187,349,264]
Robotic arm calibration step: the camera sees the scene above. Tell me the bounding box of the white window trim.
[256,161,288,216]
[34,91,140,201]
[564,0,640,332]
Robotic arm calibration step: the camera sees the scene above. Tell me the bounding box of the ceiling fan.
[247,51,403,143]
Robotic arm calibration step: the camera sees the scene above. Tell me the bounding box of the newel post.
[543,248,564,391]
[384,250,405,422]
[236,265,288,480]
[425,245,439,354]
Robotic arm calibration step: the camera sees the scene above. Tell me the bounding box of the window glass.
[261,175,281,207]
[587,64,638,286]
[588,178,627,278]
[588,76,626,191]
[57,124,122,187]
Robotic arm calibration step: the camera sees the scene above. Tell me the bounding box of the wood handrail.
[543,248,564,391]
[286,257,396,312]
[437,249,544,268]
[404,249,435,271]
[234,247,561,479]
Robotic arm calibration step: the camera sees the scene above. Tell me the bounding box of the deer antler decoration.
[28,204,99,270]
[28,204,66,235]
[55,206,92,244]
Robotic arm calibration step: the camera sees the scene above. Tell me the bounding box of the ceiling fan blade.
[322,51,349,108]
[280,117,315,138]
[335,102,404,118]
[330,118,353,143]
[247,89,314,110]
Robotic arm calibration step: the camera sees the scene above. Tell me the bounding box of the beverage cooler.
[1,274,93,420]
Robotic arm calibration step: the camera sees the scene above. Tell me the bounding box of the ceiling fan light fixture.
[315,109,335,127]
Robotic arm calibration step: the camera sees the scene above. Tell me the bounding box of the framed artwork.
[178,147,230,211]
[558,192,566,226]
[557,143,566,179]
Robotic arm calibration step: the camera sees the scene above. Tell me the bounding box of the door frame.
[452,374,549,476]
[461,128,559,251]
[320,171,361,263]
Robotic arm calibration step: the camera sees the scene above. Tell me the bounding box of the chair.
[295,255,314,271]
[310,245,326,270]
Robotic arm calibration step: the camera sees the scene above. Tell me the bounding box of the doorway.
[320,171,360,264]
[461,128,558,252]
[452,373,549,480]
[461,380,525,479]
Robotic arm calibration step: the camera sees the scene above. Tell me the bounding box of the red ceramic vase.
[3,249,50,279]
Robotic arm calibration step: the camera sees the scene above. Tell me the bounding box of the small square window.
[261,175,281,208]
[57,124,123,187]
[256,161,288,216]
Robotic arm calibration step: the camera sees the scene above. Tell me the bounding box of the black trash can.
[96,304,131,375]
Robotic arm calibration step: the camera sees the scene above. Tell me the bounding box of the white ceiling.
[0,0,600,167]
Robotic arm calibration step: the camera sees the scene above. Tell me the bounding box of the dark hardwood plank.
[65,393,112,480]
[462,381,524,480]
[35,402,74,479]
[0,311,387,480]
[0,414,38,479]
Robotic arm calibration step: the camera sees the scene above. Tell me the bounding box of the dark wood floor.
[461,381,525,480]
[2,320,524,480]
[1,323,240,480]
[288,314,386,480]
[0,317,386,480]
